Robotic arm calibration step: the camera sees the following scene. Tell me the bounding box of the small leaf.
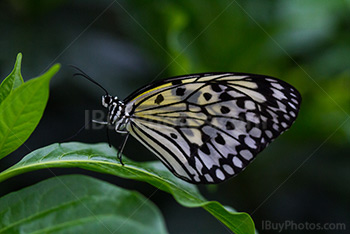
[0,63,60,159]
[0,53,24,104]
[0,142,255,234]
[0,175,168,234]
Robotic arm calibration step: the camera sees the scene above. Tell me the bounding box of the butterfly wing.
[123,73,301,184]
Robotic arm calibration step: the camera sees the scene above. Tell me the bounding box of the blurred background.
[0,0,349,233]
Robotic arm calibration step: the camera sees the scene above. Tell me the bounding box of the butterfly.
[73,67,301,184]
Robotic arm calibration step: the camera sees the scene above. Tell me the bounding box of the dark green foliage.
[0,175,168,234]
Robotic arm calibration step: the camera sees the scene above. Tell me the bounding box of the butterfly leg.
[92,120,109,125]
[106,126,111,147]
[117,132,130,166]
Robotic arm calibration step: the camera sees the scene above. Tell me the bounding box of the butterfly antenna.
[69,65,109,95]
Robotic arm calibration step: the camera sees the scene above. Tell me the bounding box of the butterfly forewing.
[123,73,301,184]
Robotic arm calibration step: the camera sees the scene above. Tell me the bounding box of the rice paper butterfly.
[74,68,301,184]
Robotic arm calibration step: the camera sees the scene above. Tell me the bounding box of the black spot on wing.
[170,133,177,139]
[226,121,235,130]
[199,143,210,155]
[154,94,164,104]
[189,143,199,157]
[211,83,222,92]
[201,133,211,143]
[220,106,230,114]
[171,80,182,85]
[203,92,212,101]
[236,98,246,108]
[188,156,196,167]
[180,117,186,124]
[215,133,225,145]
[176,87,186,96]
[219,92,233,101]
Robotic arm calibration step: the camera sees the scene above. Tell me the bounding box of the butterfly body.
[101,72,301,184]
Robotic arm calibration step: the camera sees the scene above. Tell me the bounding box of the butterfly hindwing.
[124,73,301,183]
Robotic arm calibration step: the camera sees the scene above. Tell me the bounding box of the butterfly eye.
[102,95,111,107]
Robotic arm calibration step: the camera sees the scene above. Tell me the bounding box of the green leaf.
[0,63,60,159]
[0,53,24,104]
[0,142,255,234]
[0,175,168,234]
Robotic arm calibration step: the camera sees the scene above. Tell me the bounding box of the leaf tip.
[16,53,23,62]
[14,53,23,72]
[49,63,61,74]
[42,63,61,81]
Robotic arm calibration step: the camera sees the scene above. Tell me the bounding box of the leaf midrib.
[1,159,202,203]
[29,214,145,234]
[0,196,92,232]
[27,214,145,234]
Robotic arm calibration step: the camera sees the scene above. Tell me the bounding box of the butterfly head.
[102,94,114,108]
[102,95,127,128]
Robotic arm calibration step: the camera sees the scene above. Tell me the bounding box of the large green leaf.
[0,142,255,234]
[0,61,60,159]
[0,175,168,234]
[0,53,24,104]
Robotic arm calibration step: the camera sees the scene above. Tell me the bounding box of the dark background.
[0,1,349,233]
